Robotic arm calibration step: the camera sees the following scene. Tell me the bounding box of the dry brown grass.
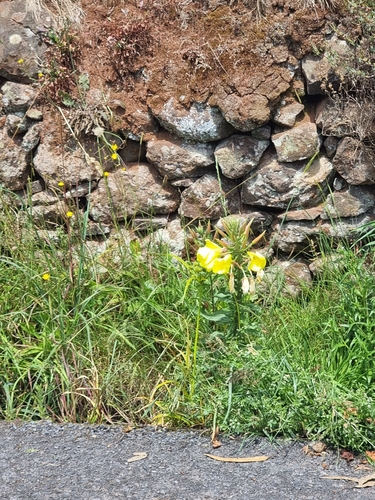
[25,0,84,26]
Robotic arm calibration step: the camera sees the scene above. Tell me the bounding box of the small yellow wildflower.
[38,72,43,78]
[110,143,118,151]
[42,273,50,281]
[66,211,74,218]
[247,251,266,273]
[17,58,24,64]
[103,171,109,177]
[58,181,64,187]
[111,153,118,160]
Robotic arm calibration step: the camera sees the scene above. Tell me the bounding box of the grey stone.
[277,206,324,222]
[301,38,350,95]
[272,214,375,254]
[323,136,339,157]
[21,123,42,151]
[179,173,240,219]
[251,126,271,140]
[33,141,101,189]
[242,154,334,210]
[25,108,43,121]
[5,113,28,134]
[265,261,312,297]
[333,137,375,185]
[322,186,375,219]
[273,100,305,128]
[146,219,187,257]
[89,163,180,223]
[0,126,29,190]
[1,81,36,113]
[214,135,269,179]
[149,97,234,142]
[0,0,47,83]
[146,135,215,179]
[271,122,320,163]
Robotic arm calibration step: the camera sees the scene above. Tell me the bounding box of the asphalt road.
[0,421,374,499]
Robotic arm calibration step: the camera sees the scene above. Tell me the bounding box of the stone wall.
[1,0,375,261]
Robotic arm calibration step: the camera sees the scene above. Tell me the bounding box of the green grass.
[1,191,375,451]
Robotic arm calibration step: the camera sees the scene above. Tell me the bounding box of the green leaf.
[201,311,232,323]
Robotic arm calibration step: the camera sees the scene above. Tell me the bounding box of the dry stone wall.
[0,0,375,262]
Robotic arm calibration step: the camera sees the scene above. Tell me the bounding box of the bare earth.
[1,421,374,499]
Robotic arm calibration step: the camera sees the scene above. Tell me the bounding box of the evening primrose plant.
[191,219,266,336]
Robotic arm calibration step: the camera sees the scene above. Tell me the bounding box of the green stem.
[222,366,233,426]
[190,287,202,398]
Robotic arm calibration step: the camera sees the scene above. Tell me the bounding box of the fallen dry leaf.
[205,454,269,463]
[321,462,329,470]
[322,472,375,488]
[212,439,222,449]
[366,451,375,461]
[127,452,148,463]
[211,426,222,449]
[341,450,354,462]
[312,442,326,454]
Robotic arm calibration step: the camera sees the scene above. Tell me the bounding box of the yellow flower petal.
[212,254,232,274]
[247,251,266,273]
[197,245,220,271]
[42,273,50,281]
[66,211,74,218]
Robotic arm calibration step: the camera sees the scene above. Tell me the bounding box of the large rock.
[271,122,320,163]
[301,37,350,95]
[333,137,375,185]
[322,186,375,219]
[146,134,215,179]
[1,82,37,113]
[89,163,180,223]
[215,66,293,132]
[0,0,47,83]
[272,214,375,254]
[0,126,30,190]
[147,219,187,257]
[273,99,304,128]
[214,135,269,179]
[34,142,101,189]
[179,173,240,219]
[148,97,234,142]
[242,154,334,209]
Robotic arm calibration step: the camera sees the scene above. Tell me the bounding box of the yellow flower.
[103,171,109,177]
[197,240,232,274]
[38,72,43,78]
[66,211,74,218]
[247,251,266,273]
[211,254,232,274]
[17,58,24,64]
[111,153,118,160]
[110,143,118,151]
[58,181,64,187]
[42,273,50,281]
